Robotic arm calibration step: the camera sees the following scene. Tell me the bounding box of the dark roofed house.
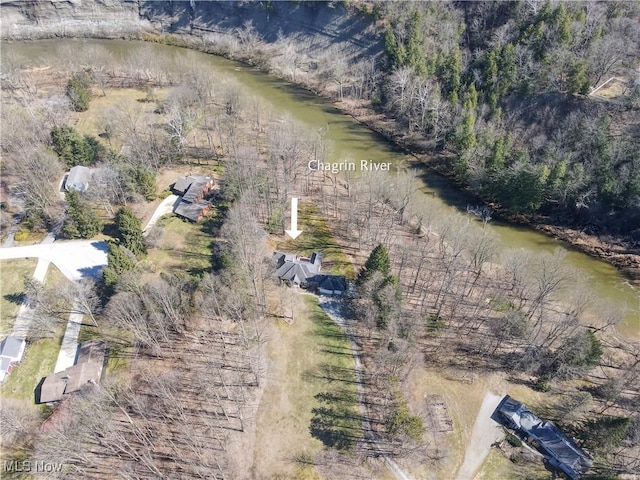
[172,176,194,196]
[274,251,347,295]
[174,200,212,223]
[274,251,322,287]
[172,175,214,202]
[38,340,106,404]
[495,395,592,480]
[0,336,26,383]
[172,175,215,222]
[182,176,214,203]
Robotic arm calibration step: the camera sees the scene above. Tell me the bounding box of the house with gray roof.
[274,251,321,285]
[494,395,592,479]
[38,340,106,404]
[0,336,26,383]
[274,251,347,295]
[65,166,93,193]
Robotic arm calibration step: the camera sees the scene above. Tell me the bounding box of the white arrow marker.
[285,197,303,240]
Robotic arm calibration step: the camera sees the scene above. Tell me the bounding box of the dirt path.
[456,392,504,480]
[319,297,414,480]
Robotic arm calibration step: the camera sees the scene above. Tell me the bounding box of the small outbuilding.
[313,274,348,296]
[0,336,26,383]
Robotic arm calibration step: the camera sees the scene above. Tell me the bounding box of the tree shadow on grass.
[303,363,360,385]
[310,389,362,451]
[3,292,25,306]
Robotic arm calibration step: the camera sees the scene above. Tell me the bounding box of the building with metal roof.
[495,395,593,479]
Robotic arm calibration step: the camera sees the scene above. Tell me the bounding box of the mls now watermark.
[3,460,64,473]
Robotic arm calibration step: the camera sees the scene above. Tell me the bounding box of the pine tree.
[62,190,102,239]
[102,241,137,297]
[357,244,391,285]
[115,207,147,256]
[51,125,103,167]
[66,72,92,112]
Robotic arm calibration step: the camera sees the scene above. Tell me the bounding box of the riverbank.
[323,98,640,286]
[2,1,638,284]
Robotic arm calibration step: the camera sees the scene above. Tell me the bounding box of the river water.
[4,39,638,339]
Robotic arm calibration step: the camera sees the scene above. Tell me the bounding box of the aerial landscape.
[0,1,639,479]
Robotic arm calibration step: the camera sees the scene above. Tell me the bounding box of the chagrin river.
[4,39,639,340]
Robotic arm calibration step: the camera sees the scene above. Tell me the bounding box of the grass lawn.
[78,321,133,380]
[252,294,360,479]
[72,87,169,148]
[475,448,514,480]
[147,214,217,279]
[0,326,65,403]
[13,229,48,246]
[274,202,355,279]
[0,258,37,335]
[0,264,72,402]
[476,446,548,480]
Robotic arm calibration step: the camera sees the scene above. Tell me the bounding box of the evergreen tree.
[62,190,102,239]
[133,166,157,200]
[66,72,92,112]
[51,125,103,168]
[357,243,391,285]
[115,207,147,256]
[102,241,137,298]
[583,416,631,452]
[569,61,590,94]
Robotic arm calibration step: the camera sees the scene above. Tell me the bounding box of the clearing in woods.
[252,294,360,479]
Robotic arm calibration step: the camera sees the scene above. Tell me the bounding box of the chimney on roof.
[310,252,322,270]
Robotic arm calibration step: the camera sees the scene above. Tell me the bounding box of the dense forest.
[375,1,640,238]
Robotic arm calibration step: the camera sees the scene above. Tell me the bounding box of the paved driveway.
[1,239,109,376]
[143,194,180,236]
[0,240,108,281]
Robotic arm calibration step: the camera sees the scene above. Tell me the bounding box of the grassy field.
[147,214,218,279]
[403,367,547,479]
[0,265,71,403]
[252,294,360,478]
[0,258,37,335]
[72,87,169,148]
[274,202,355,279]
